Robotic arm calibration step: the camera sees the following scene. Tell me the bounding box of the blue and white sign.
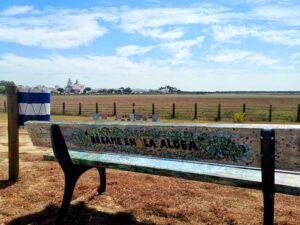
[18,88,51,126]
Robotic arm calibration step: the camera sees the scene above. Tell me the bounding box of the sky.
[0,0,299,91]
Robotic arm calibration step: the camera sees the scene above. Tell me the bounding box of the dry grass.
[0,113,300,224]
[1,94,300,122]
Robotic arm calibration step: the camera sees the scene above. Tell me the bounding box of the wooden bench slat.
[44,150,300,196]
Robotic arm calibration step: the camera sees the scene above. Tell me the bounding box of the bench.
[25,121,300,225]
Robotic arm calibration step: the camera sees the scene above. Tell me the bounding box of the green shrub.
[233,112,246,123]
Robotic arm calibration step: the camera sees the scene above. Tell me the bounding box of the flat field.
[0,113,300,224]
[1,94,300,122]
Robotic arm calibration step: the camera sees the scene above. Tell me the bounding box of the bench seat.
[44,150,300,196]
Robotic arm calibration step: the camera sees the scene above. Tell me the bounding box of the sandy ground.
[0,114,300,225]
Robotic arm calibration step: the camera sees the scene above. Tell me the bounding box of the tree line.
[0,80,15,94]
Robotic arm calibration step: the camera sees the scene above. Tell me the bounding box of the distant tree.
[107,89,115,94]
[0,86,5,94]
[158,85,180,94]
[123,87,132,94]
[0,80,15,94]
[83,87,92,94]
[118,87,125,94]
[0,80,15,86]
[57,88,64,94]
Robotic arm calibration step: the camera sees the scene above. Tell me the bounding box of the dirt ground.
[0,114,300,225]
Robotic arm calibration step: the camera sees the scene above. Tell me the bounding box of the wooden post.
[269,105,272,122]
[194,103,197,119]
[243,104,246,113]
[62,102,65,115]
[217,104,221,121]
[4,101,7,113]
[113,102,116,116]
[132,103,135,114]
[96,103,99,114]
[152,103,155,115]
[78,103,82,115]
[297,104,300,122]
[6,85,19,181]
[172,103,175,119]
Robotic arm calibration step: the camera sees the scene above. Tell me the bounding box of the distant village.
[1,79,300,95]
[50,78,181,95]
[0,78,206,95]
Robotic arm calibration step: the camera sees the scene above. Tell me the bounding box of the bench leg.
[261,129,275,225]
[263,191,275,225]
[97,167,106,194]
[58,165,90,217]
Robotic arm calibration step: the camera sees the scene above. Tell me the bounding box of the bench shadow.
[7,202,156,225]
[0,180,16,189]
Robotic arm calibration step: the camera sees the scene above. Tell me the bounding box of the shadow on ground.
[7,202,156,225]
[0,180,16,189]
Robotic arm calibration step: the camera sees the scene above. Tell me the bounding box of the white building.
[65,78,85,94]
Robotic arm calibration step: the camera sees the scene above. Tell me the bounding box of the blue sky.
[0,0,299,91]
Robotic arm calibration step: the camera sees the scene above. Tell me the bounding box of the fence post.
[78,103,82,116]
[194,103,197,119]
[269,104,272,122]
[297,104,300,122]
[132,103,135,114]
[152,103,155,115]
[96,103,99,114]
[62,102,65,115]
[113,102,116,116]
[243,104,246,113]
[6,85,19,181]
[172,103,175,119]
[217,104,221,121]
[4,101,7,113]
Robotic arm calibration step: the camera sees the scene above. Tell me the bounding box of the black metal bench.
[26,121,300,225]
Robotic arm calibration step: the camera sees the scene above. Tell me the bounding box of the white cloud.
[116,45,154,57]
[0,7,108,49]
[212,25,300,46]
[291,52,300,60]
[0,53,297,91]
[137,27,185,41]
[259,29,300,46]
[251,5,300,26]
[118,5,240,40]
[116,36,204,65]
[159,36,204,63]
[2,5,34,16]
[212,25,256,43]
[206,50,280,66]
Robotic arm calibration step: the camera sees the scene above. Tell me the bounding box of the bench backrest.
[25,121,300,172]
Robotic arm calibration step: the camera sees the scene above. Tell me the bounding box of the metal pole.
[113,102,116,116]
[297,104,300,122]
[78,103,82,115]
[269,105,272,122]
[4,100,7,113]
[152,103,155,115]
[217,104,221,121]
[194,103,197,119]
[62,102,65,115]
[96,103,99,114]
[6,85,19,181]
[243,104,246,113]
[172,103,175,119]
